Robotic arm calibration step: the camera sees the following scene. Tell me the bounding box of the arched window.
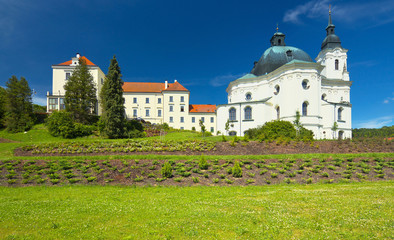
[338,107,343,121]
[302,102,308,116]
[276,106,280,120]
[229,108,236,121]
[244,106,252,120]
[335,59,339,70]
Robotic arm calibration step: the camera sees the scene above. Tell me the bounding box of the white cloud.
[209,73,244,87]
[283,0,394,28]
[354,116,393,129]
[383,94,394,104]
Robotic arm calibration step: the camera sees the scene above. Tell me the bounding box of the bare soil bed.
[14,139,394,157]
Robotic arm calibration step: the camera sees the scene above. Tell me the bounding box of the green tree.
[64,59,97,124]
[293,110,302,137]
[4,76,33,132]
[0,87,6,128]
[99,56,126,138]
[199,119,206,137]
[225,119,230,135]
[331,122,338,139]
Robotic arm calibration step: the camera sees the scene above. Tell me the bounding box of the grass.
[0,181,392,239]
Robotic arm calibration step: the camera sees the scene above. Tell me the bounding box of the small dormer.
[71,53,80,66]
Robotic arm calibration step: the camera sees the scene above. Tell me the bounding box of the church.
[216,11,352,139]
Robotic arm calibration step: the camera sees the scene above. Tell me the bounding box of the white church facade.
[216,12,352,139]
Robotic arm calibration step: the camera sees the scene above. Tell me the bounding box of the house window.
[158,98,162,104]
[210,117,214,123]
[133,97,137,104]
[192,117,195,123]
[145,109,150,117]
[245,93,252,101]
[180,127,184,130]
[180,117,184,123]
[244,106,252,120]
[276,106,280,120]
[229,131,237,136]
[201,117,205,123]
[158,109,162,117]
[302,80,310,89]
[48,98,58,110]
[133,109,137,117]
[180,96,184,102]
[180,105,185,112]
[169,105,174,112]
[65,72,71,80]
[169,96,173,102]
[210,127,214,133]
[59,98,65,110]
[146,98,149,104]
[169,117,173,123]
[302,102,308,116]
[335,59,339,70]
[101,78,104,85]
[338,108,343,121]
[229,108,236,121]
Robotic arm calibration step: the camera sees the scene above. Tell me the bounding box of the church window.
[278,39,281,45]
[302,80,310,89]
[274,85,280,95]
[286,50,292,58]
[335,59,339,70]
[245,93,252,101]
[229,108,236,121]
[302,102,308,116]
[321,94,327,100]
[276,106,280,120]
[65,72,71,80]
[338,107,343,121]
[244,106,252,120]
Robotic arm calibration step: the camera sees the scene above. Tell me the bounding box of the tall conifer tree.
[64,59,97,124]
[5,76,33,132]
[100,56,126,138]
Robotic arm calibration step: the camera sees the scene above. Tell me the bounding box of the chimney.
[165,80,168,89]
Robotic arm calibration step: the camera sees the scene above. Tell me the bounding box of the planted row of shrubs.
[1,157,392,186]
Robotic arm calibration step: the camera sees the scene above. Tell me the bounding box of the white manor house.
[47,12,351,139]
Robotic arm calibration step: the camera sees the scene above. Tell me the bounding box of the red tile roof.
[123,82,165,93]
[189,104,216,113]
[163,81,189,91]
[55,56,96,66]
[123,81,189,93]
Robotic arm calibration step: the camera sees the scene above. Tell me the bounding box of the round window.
[302,80,310,89]
[245,93,252,101]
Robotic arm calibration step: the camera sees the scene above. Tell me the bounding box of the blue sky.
[0,0,393,129]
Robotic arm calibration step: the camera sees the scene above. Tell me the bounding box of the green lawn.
[0,181,392,239]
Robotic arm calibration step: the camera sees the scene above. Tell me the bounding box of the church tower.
[316,7,352,139]
[316,7,349,81]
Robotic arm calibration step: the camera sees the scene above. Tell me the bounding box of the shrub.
[192,177,199,183]
[212,178,219,183]
[232,161,242,178]
[198,154,209,170]
[161,162,173,178]
[46,111,93,138]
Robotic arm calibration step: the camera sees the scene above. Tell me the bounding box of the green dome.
[251,46,313,76]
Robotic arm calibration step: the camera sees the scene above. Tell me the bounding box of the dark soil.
[14,139,394,157]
